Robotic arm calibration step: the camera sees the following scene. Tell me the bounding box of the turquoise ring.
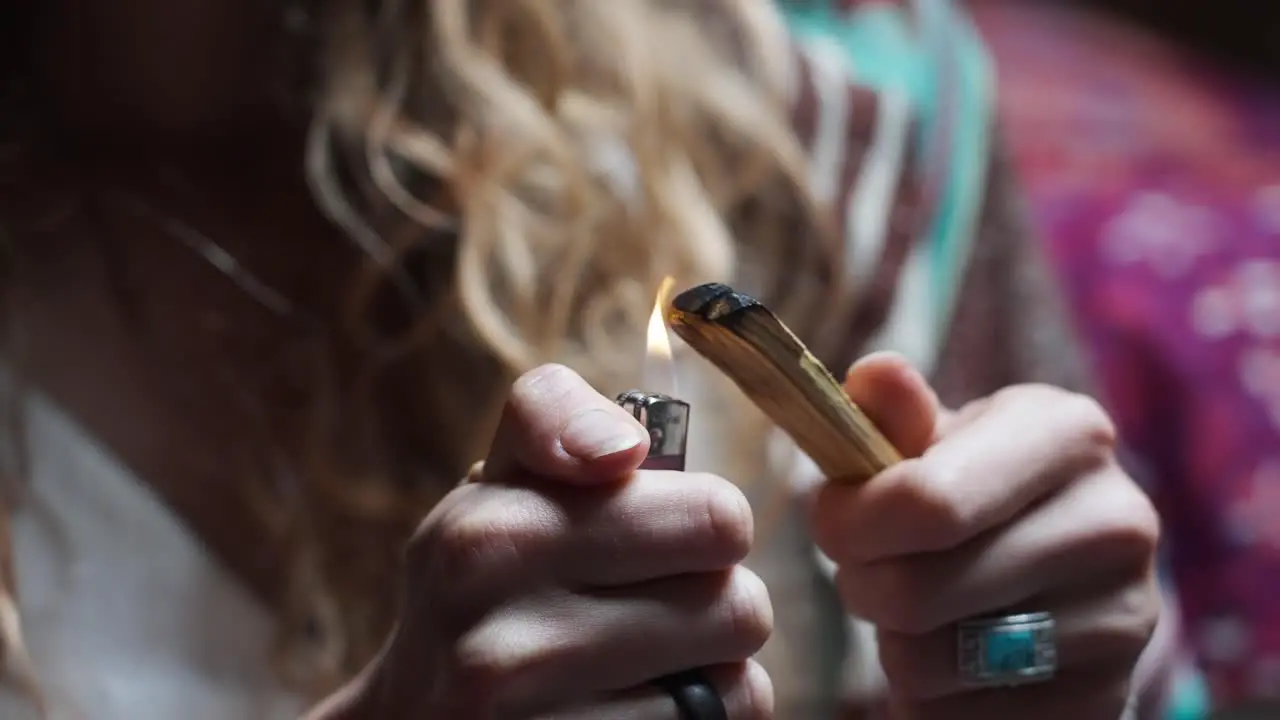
[957,612,1057,687]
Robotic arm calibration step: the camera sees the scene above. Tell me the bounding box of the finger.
[813,385,1118,563]
[877,575,1160,702]
[843,352,943,459]
[485,364,651,485]
[834,469,1159,634]
[538,661,774,720]
[457,566,773,714]
[552,470,755,586]
[421,469,754,600]
[889,671,1133,720]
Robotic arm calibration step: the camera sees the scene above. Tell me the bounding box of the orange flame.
[645,276,677,394]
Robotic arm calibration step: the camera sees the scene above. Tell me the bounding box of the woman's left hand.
[810,353,1161,720]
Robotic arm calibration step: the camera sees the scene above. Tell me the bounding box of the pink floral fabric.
[973,1,1280,707]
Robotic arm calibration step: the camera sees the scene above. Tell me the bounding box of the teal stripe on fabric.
[780,11,1208,716]
[782,4,932,144]
[779,0,992,343]
[1167,670,1211,720]
[916,0,994,340]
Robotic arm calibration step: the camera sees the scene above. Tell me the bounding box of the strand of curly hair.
[0,0,850,711]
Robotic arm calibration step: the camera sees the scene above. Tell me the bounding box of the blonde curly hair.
[0,0,848,707]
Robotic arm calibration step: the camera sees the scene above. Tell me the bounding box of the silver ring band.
[957,611,1057,687]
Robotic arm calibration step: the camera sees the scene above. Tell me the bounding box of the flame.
[644,276,677,393]
[647,276,675,361]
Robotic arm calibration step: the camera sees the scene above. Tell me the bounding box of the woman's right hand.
[346,364,774,719]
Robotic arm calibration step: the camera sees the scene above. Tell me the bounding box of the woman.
[0,1,1159,718]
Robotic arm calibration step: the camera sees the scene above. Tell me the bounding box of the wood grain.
[667,283,901,485]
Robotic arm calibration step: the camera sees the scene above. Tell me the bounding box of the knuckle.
[997,385,1118,454]
[434,509,505,575]
[511,363,577,402]
[995,382,1070,406]
[893,461,970,551]
[1058,391,1119,455]
[990,382,1057,412]
[446,634,511,710]
[409,490,555,596]
[1127,484,1162,550]
[1106,578,1162,663]
[696,475,755,563]
[408,502,469,582]
[723,567,775,655]
[503,364,582,429]
[739,659,777,720]
[1092,478,1161,565]
[448,626,550,710]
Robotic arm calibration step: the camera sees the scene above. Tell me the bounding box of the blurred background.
[968,1,1280,717]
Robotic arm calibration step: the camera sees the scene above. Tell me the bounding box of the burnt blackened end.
[670,283,761,321]
[670,283,735,313]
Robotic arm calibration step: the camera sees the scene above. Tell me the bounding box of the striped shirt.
[752,1,1176,717]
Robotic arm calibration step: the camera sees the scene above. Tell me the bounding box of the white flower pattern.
[1251,655,1280,699]
[1199,615,1253,665]
[1238,348,1280,431]
[1187,261,1280,430]
[1101,192,1221,277]
[1254,185,1280,235]
[1225,461,1280,552]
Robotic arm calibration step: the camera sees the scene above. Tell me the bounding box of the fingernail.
[561,408,647,461]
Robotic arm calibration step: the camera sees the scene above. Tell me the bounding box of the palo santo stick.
[667,282,902,484]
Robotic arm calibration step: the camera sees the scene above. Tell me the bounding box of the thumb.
[482,364,651,484]
[843,351,945,459]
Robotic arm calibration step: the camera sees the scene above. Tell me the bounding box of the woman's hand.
[332,364,774,719]
[810,353,1161,720]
